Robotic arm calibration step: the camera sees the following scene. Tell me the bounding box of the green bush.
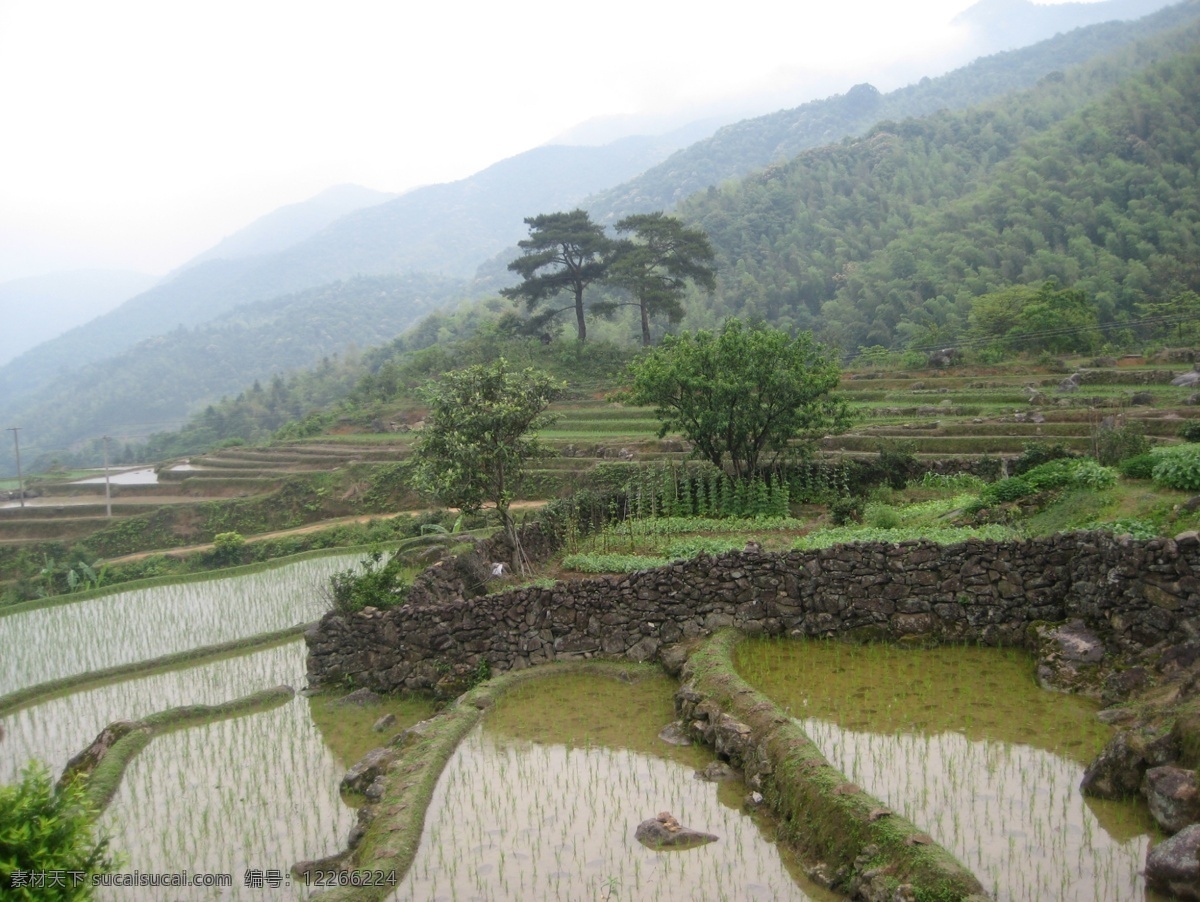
[1011,441,1076,477]
[327,552,409,614]
[211,531,245,564]
[1151,444,1200,492]
[1178,421,1200,443]
[1092,419,1150,466]
[0,763,116,899]
[829,496,863,526]
[1118,454,1158,480]
[863,503,901,529]
[980,476,1035,505]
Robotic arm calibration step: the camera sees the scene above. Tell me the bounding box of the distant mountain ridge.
[172,184,396,274]
[583,0,1196,226]
[0,132,693,414]
[11,274,462,459]
[0,269,155,367]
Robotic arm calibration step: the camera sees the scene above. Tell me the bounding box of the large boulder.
[1143,766,1200,834]
[1145,824,1200,900]
[1033,621,1107,697]
[1081,730,1164,798]
[634,812,718,850]
[1171,371,1200,388]
[340,747,396,795]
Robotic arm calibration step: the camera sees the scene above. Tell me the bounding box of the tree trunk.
[574,286,587,342]
[640,301,652,346]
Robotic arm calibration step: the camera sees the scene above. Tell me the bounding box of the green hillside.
[676,17,1200,348]
[584,0,1200,226]
[12,274,462,470]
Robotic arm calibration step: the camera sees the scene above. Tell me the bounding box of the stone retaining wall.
[306,531,1200,691]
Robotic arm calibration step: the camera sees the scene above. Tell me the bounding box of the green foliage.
[600,212,716,345]
[829,496,863,526]
[1178,421,1200,443]
[501,209,612,342]
[969,281,1102,354]
[410,359,562,549]
[876,440,917,491]
[1091,417,1150,466]
[982,457,1117,505]
[621,319,851,480]
[0,763,116,899]
[1012,441,1077,477]
[1151,444,1200,491]
[561,552,671,573]
[211,531,246,563]
[919,472,986,491]
[674,25,1200,349]
[1118,453,1158,480]
[1104,518,1159,539]
[794,523,1019,550]
[328,552,410,614]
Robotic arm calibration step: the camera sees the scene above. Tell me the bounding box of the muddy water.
[736,638,1163,902]
[391,671,837,902]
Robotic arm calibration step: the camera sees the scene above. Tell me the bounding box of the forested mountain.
[584,0,1200,226]
[675,17,1200,349]
[11,274,462,467]
[0,132,694,417]
[0,269,154,367]
[171,184,396,274]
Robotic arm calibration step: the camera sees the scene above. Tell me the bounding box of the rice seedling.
[1,554,362,692]
[100,695,355,900]
[1,640,307,784]
[389,672,835,901]
[736,637,1160,901]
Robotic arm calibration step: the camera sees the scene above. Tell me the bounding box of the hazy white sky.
[0,0,1097,281]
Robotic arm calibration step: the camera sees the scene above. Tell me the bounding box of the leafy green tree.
[598,212,717,345]
[501,210,613,342]
[621,320,851,481]
[0,762,116,899]
[969,281,1101,354]
[410,359,562,566]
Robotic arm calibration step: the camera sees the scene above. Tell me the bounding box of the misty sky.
[0,0,1103,282]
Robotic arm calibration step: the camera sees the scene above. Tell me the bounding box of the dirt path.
[104,501,548,564]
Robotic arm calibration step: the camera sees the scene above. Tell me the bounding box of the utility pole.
[7,427,23,508]
[102,435,112,518]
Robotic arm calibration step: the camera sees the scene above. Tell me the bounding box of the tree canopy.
[602,212,717,346]
[410,359,562,565]
[501,210,613,342]
[621,319,851,480]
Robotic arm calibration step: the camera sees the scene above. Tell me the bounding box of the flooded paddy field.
[393,671,836,902]
[0,553,363,692]
[736,638,1164,901]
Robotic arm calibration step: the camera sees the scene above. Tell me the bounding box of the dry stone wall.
[306,531,1200,692]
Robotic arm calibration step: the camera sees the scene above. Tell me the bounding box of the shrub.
[829,496,862,526]
[1092,418,1150,466]
[1179,421,1200,443]
[1151,444,1200,492]
[980,476,1036,505]
[876,440,917,491]
[327,552,409,614]
[0,763,116,899]
[1011,441,1076,477]
[863,503,901,529]
[1119,454,1158,480]
[211,531,245,564]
